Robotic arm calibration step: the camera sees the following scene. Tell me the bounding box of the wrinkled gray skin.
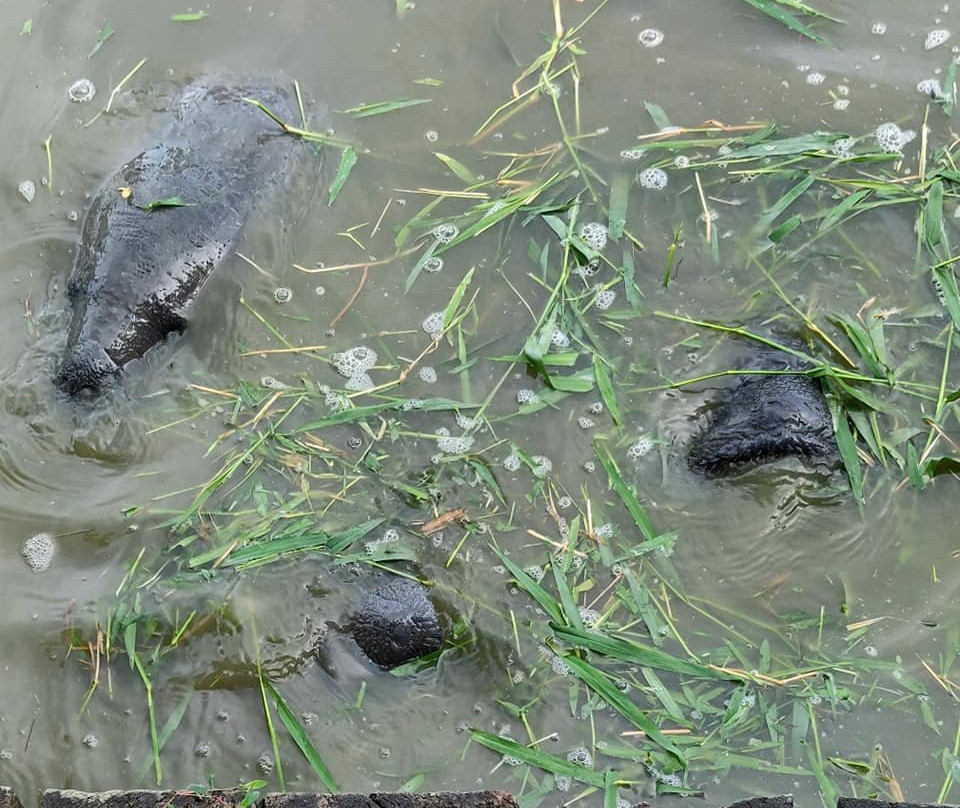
[57,79,313,398]
[688,346,836,476]
[349,578,444,668]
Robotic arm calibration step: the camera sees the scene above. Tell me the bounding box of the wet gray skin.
[348,577,445,668]
[56,78,316,398]
[687,345,837,476]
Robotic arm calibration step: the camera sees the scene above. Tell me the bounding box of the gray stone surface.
[838,800,954,808]
[35,791,518,808]
[0,787,24,808]
[726,797,793,808]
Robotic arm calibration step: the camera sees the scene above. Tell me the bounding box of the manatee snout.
[56,340,118,398]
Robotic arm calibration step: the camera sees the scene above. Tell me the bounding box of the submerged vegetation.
[60,1,960,805]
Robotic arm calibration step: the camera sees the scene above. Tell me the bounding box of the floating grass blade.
[344,98,432,118]
[553,624,739,680]
[328,146,358,207]
[559,652,686,765]
[737,0,831,44]
[131,652,161,785]
[470,730,608,787]
[265,682,339,793]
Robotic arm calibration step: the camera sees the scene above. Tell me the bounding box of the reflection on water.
[0,1,959,806]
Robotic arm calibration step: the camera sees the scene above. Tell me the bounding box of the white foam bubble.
[17,180,35,203]
[637,28,664,47]
[926,29,951,50]
[22,533,56,573]
[422,311,444,336]
[431,223,459,244]
[68,79,96,103]
[423,256,444,274]
[419,366,438,383]
[578,222,608,252]
[871,21,887,35]
[594,289,617,310]
[638,167,668,190]
[805,72,826,85]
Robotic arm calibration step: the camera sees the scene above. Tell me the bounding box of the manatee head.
[349,577,444,669]
[56,340,119,399]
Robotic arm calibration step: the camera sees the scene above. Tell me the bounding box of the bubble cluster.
[578,222,609,252]
[257,752,275,774]
[627,436,654,459]
[531,455,552,478]
[502,755,523,767]
[832,137,855,157]
[579,607,601,628]
[577,416,595,430]
[550,329,570,349]
[805,72,825,85]
[22,532,56,573]
[587,402,604,415]
[436,429,475,455]
[875,122,916,154]
[557,495,573,509]
[516,389,539,406]
[456,413,479,431]
[523,565,545,582]
[422,311,444,336]
[432,223,459,244]
[925,29,951,50]
[273,287,292,304]
[554,775,571,793]
[18,180,35,203]
[551,655,572,676]
[620,148,644,161]
[595,523,614,539]
[503,453,521,472]
[918,78,945,97]
[871,21,887,35]
[637,28,664,47]
[594,289,617,310]
[68,78,96,103]
[567,747,593,767]
[260,375,289,390]
[423,256,444,274]
[833,99,850,111]
[673,155,690,169]
[333,346,377,378]
[425,130,439,143]
[638,167,668,190]
[320,386,349,413]
[658,773,682,787]
[82,733,98,749]
[419,366,438,383]
[864,645,879,657]
[0,750,11,761]
[194,742,211,758]
[575,259,600,278]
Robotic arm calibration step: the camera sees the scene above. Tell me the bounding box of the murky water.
[0,1,959,806]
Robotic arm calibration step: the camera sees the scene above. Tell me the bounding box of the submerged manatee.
[348,577,444,668]
[57,78,315,397]
[688,345,836,476]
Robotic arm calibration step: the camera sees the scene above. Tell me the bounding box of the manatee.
[687,345,836,476]
[57,78,316,398]
[349,577,444,668]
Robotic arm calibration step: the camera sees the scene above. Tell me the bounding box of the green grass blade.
[738,0,829,43]
[560,653,686,766]
[595,446,654,539]
[470,730,607,787]
[433,152,478,185]
[328,146,358,207]
[593,355,622,426]
[553,624,738,680]
[608,173,630,240]
[266,682,339,793]
[825,394,864,505]
[490,544,563,623]
[344,98,432,118]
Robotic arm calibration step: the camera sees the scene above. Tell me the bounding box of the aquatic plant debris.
[59,0,960,804]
